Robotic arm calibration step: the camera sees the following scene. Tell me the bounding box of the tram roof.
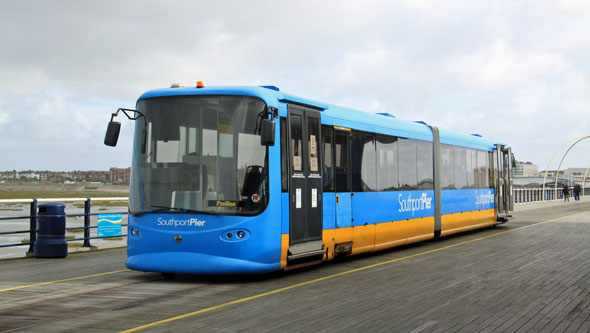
[138,85,503,151]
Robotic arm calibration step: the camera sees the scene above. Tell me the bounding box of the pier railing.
[0,197,128,256]
[1,189,587,256]
[513,187,589,204]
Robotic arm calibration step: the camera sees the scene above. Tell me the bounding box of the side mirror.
[104,121,121,147]
[260,119,275,146]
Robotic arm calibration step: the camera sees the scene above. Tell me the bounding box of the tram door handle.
[336,195,339,204]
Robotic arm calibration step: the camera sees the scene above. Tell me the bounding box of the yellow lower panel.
[461,209,496,229]
[352,224,376,255]
[332,217,435,254]
[292,210,494,267]
[322,229,336,261]
[374,221,407,251]
[333,227,354,245]
[441,214,463,236]
[441,209,496,237]
[407,216,435,241]
[280,234,289,269]
[323,228,354,261]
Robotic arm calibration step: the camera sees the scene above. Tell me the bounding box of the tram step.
[287,249,325,261]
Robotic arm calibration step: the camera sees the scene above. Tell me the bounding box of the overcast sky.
[1,0,589,172]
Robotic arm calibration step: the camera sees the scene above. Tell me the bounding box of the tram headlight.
[221,229,249,241]
[129,227,142,238]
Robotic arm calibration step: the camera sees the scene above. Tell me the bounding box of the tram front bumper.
[126,252,280,274]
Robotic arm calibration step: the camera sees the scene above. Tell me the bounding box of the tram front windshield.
[130,96,268,216]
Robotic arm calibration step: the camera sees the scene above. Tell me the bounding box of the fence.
[0,197,128,256]
[514,187,590,204]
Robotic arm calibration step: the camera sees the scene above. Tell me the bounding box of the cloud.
[0,0,589,171]
[447,39,570,90]
[0,108,9,126]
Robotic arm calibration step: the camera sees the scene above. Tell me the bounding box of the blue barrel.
[34,202,67,258]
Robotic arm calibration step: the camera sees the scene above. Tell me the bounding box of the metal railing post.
[83,198,92,247]
[26,198,38,256]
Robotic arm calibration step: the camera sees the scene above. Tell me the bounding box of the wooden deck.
[0,200,589,332]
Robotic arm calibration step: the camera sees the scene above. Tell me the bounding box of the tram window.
[308,117,320,173]
[441,144,454,189]
[334,131,350,192]
[290,115,303,172]
[398,138,417,190]
[352,131,376,192]
[376,134,398,191]
[202,109,218,156]
[476,150,490,188]
[321,126,334,192]
[454,146,467,189]
[416,140,433,190]
[465,148,476,189]
[280,118,288,192]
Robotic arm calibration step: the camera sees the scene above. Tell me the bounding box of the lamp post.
[542,135,590,201]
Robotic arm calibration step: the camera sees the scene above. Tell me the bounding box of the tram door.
[494,145,514,220]
[287,105,324,258]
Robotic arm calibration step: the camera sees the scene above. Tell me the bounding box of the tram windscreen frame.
[129,95,269,216]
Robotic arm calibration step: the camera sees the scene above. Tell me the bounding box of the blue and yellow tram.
[105,83,514,274]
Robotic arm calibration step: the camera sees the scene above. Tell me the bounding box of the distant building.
[562,168,587,179]
[514,161,538,177]
[110,167,131,184]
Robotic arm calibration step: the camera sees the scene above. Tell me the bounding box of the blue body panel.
[126,208,282,274]
[441,188,495,215]
[314,189,492,231]
[322,193,336,230]
[352,191,435,224]
[335,193,352,228]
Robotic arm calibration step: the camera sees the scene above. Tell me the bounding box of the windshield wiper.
[149,205,202,214]
[148,205,227,216]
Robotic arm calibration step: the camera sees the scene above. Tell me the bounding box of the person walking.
[573,183,581,201]
[563,184,570,202]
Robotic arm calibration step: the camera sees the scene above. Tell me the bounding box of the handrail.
[0,197,129,257]
[0,197,127,204]
[513,187,588,204]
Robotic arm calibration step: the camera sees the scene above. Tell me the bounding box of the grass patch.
[0,191,128,200]
[59,201,127,209]
[94,201,129,207]
[0,208,22,211]
[103,236,124,241]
